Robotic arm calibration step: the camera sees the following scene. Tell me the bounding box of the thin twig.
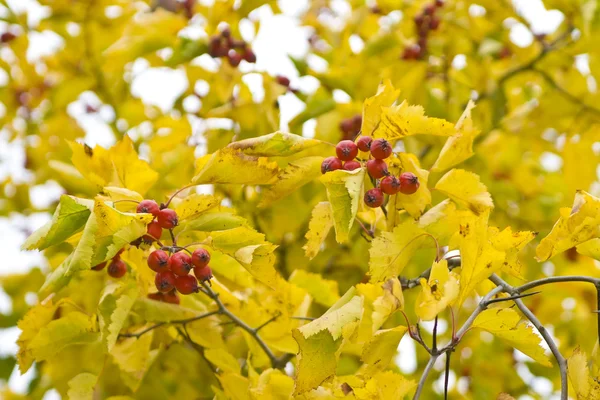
[118,310,220,339]
[432,316,438,352]
[413,355,438,400]
[485,291,541,305]
[444,351,451,400]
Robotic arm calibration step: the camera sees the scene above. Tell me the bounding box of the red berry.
[242,48,256,63]
[414,14,424,27]
[366,159,389,179]
[430,16,440,30]
[228,51,242,67]
[194,266,213,282]
[336,140,359,161]
[402,44,421,60]
[170,252,192,276]
[0,32,16,44]
[343,160,362,171]
[399,172,420,194]
[351,115,362,132]
[175,274,199,295]
[191,248,211,269]
[108,259,127,278]
[435,0,444,7]
[157,208,178,229]
[370,138,393,159]
[208,36,222,57]
[356,136,372,152]
[155,271,176,293]
[364,188,384,208]
[275,75,290,87]
[147,292,164,302]
[380,176,401,195]
[424,4,435,15]
[321,156,343,174]
[163,290,180,304]
[136,199,159,216]
[339,119,353,134]
[144,220,163,242]
[92,261,106,271]
[220,26,231,38]
[148,249,171,272]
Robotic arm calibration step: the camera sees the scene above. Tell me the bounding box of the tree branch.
[413,355,438,400]
[119,310,220,339]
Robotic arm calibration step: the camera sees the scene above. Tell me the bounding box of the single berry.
[343,160,362,171]
[380,176,401,195]
[163,290,181,304]
[0,32,16,44]
[242,48,256,63]
[430,16,440,30]
[144,220,163,242]
[336,140,359,161]
[137,199,160,216]
[147,292,164,302]
[228,51,242,67]
[364,188,384,208]
[414,14,424,27]
[370,138,393,159]
[157,208,178,229]
[175,274,199,295]
[402,44,421,60]
[321,156,343,174]
[108,259,127,278]
[339,118,354,134]
[148,249,171,272]
[399,172,420,194]
[366,159,389,179]
[435,0,444,7]
[208,36,222,57]
[155,270,176,293]
[191,248,211,269]
[194,266,213,282]
[91,261,106,271]
[351,114,362,131]
[220,26,231,38]
[356,136,372,152]
[170,252,193,276]
[424,4,435,15]
[275,75,290,87]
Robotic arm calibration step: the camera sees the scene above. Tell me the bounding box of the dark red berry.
[155,271,176,293]
[144,220,163,242]
[399,172,420,194]
[402,44,421,60]
[336,140,359,161]
[228,51,242,67]
[275,75,290,87]
[147,292,164,302]
[339,119,354,134]
[0,32,16,43]
[137,199,160,216]
[108,259,127,278]
[351,115,362,131]
[380,176,401,195]
[163,289,180,304]
[175,274,199,294]
[364,188,384,208]
[195,266,213,282]
[435,0,444,7]
[424,4,435,15]
[208,36,222,57]
[170,252,192,276]
[430,16,440,30]
[343,160,362,171]
[148,249,171,272]
[157,208,178,229]
[321,156,343,174]
[230,39,246,49]
[370,138,393,159]
[242,48,256,63]
[191,248,211,269]
[356,136,372,152]
[220,26,231,38]
[92,261,107,271]
[366,159,389,179]
[414,14,424,27]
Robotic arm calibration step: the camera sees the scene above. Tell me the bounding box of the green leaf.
[227,132,323,157]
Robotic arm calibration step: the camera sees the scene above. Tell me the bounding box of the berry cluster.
[321,137,420,209]
[208,26,256,67]
[92,248,126,278]
[136,199,179,244]
[402,0,444,60]
[339,114,362,141]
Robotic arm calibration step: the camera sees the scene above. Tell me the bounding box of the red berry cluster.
[208,26,256,67]
[339,114,362,141]
[402,0,444,60]
[92,248,127,278]
[136,199,179,244]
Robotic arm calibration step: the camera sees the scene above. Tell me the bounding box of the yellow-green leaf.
[205,348,241,373]
[98,281,138,352]
[415,259,459,321]
[388,153,431,220]
[373,101,455,140]
[227,131,323,157]
[193,148,279,185]
[568,347,600,399]
[259,156,324,207]
[361,326,407,367]
[174,193,221,222]
[289,270,340,307]
[361,79,400,136]
[303,202,334,260]
[435,169,494,215]
[67,372,97,400]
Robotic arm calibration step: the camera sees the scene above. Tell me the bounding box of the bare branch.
[118,310,220,339]
[413,355,438,400]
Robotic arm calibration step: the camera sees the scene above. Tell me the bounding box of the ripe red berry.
[147,292,164,302]
[370,138,393,159]
[194,266,213,282]
[339,118,354,134]
[91,261,106,271]
[402,44,421,60]
[399,172,420,194]
[144,220,163,242]
[208,36,222,57]
[275,75,290,87]
[220,26,231,38]
[380,176,401,195]
[148,249,171,272]
[191,248,211,269]
[343,160,362,171]
[157,208,178,229]
[336,140,359,161]
[163,289,180,304]
[356,136,372,152]
[321,156,343,174]
[175,274,199,294]
[364,188,384,208]
[414,14,424,27]
[155,271,176,293]
[424,4,435,15]
[435,0,444,7]
[0,32,16,44]
[430,16,440,30]
[366,159,389,179]
[170,252,192,276]
[136,199,159,216]
[108,259,127,278]
[242,48,256,63]
[228,51,242,67]
[351,114,362,132]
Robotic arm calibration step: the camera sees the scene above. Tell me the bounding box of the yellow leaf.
[249,368,294,400]
[292,329,341,395]
[361,326,407,367]
[361,79,400,136]
[259,157,324,208]
[227,131,323,157]
[174,193,221,222]
[415,259,459,321]
[98,281,138,352]
[374,101,455,140]
[67,372,97,400]
[289,270,340,307]
[297,296,363,340]
[568,347,600,399]
[112,333,158,392]
[218,372,251,400]
[435,169,494,215]
[352,371,416,399]
[472,308,551,367]
[205,348,241,373]
[130,298,198,322]
[193,148,279,185]
[303,202,334,260]
[17,301,57,372]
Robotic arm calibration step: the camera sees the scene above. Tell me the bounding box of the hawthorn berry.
[336,140,359,161]
[343,160,362,171]
[91,261,106,271]
[175,274,199,294]
[275,75,290,87]
[137,199,160,216]
[364,188,384,208]
[144,220,163,242]
[380,176,401,195]
[208,36,223,57]
[220,26,231,38]
[228,51,242,67]
[424,4,435,15]
[435,0,444,6]
[163,289,181,304]
[399,172,420,194]
[194,266,213,282]
[108,259,127,278]
[147,292,163,301]
[356,136,372,152]
[370,138,393,159]
[191,248,211,269]
[148,249,171,272]
[321,156,343,174]
[0,32,16,44]
[157,208,178,229]
[339,118,354,135]
[366,159,389,179]
[170,252,192,276]
[155,270,176,293]
[402,44,421,60]
[242,48,256,63]
[430,17,440,30]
